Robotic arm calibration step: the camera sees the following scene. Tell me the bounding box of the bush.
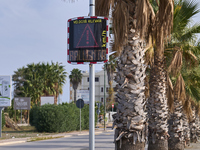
[30,103,96,133]
[2,111,5,128]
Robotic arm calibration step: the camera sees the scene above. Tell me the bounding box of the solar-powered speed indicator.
[67,16,109,64]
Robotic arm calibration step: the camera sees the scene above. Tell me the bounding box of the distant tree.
[104,55,117,108]
[13,62,67,105]
[69,68,82,103]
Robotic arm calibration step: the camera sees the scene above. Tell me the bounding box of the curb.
[0,140,27,146]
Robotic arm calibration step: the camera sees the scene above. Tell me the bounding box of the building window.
[95,77,99,82]
[101,97,104,103]
[106,87,109,92]
[87,77,99,82]
[88,87,89,90]
[101,87,103,92]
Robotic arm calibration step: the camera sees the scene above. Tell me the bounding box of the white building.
[70,70,117,103]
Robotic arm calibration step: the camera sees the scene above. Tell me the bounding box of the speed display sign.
[67,16,109,64]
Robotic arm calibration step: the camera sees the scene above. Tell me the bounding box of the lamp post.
[104,63,106,131]
[89,1,95,150]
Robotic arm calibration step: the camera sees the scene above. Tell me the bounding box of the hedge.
[30,103,97,133]
[1,112,5,128]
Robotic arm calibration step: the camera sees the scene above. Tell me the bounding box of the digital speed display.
[67,17,108,63]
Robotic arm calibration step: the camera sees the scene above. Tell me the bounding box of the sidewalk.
[0,128,113,146]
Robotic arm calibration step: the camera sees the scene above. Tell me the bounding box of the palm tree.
[164,1,200,149]
[96,0,158,149]
[13,62,67,105]
[104,55,117,108]
[69,68,82,103]
[96,0,174,149]
[140,1,174,150]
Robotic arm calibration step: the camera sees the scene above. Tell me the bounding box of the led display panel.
[67,17,108,64]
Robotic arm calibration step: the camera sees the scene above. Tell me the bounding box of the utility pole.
[89,1,95,150]
[104,63,106,131]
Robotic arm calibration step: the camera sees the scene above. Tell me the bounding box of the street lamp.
[104,62,107,131]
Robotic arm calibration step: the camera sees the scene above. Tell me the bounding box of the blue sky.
[0,0,200,103]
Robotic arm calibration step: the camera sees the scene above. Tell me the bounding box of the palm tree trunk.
[74,89,77,103]
[196,115,200,139]
[148,35,169,150]
[183,113,190,147]
[116,136,145,150]
[113,28,147,150]
[168,98,184,150]
[190,106,197,143]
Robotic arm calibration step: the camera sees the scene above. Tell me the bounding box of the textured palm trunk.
[195,115,200,138]
[168,95,184,150]
[182,113,190,147]
[190,106,198,143]
[74,89,77,103]
[148,27,168,150]
[108,81,114,103]
[113,28,147,150]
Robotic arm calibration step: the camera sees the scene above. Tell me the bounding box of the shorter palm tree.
[69,68,82,103]
[104,55,117,108]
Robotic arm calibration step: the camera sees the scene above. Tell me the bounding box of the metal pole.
[104,64,106,131]
[89,0,95,16]
[80,102,81,134]
[21,109,22,124]
[89,1,95,150]
[89,64,95,150]
[0,107,3,138]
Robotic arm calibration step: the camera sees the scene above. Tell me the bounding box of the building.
[70,70,117,103]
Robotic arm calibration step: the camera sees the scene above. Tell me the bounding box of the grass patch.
[27,136,64,142]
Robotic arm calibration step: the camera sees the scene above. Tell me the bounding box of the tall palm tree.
[96,0,159,149]
[69,68,82,103]
[141,1,174,150]
[96,0,174,149]
[164,1,200,149]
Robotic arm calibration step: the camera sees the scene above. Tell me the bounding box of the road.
[0,131,115,150]
[1,129,196,150]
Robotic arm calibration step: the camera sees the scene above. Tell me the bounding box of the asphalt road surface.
[0,131,115,150]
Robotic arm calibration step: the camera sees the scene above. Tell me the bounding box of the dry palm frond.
[196,102,200,117]
[174,74,186,104]
[112,0,129,55]
[95,0,114,17]
[157,0,174,41]
[185,50,198,67]
[136,0,155,40]
[167,75,174,112]
[145,42,154,66]
[168,50,182,76]
[183,95,192,119]
[144,75,149,98]
[190,98,197,108]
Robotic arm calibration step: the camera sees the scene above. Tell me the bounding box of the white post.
[89,1,95,150]
[80,107,81,134]
[89,64,95,150]
[0,107,3,138]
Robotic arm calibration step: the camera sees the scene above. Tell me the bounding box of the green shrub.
[2,111,5,128]
[30,103,96,133]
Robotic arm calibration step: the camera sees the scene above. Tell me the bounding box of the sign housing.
[0,75,11,107]
[67,16,109,64]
